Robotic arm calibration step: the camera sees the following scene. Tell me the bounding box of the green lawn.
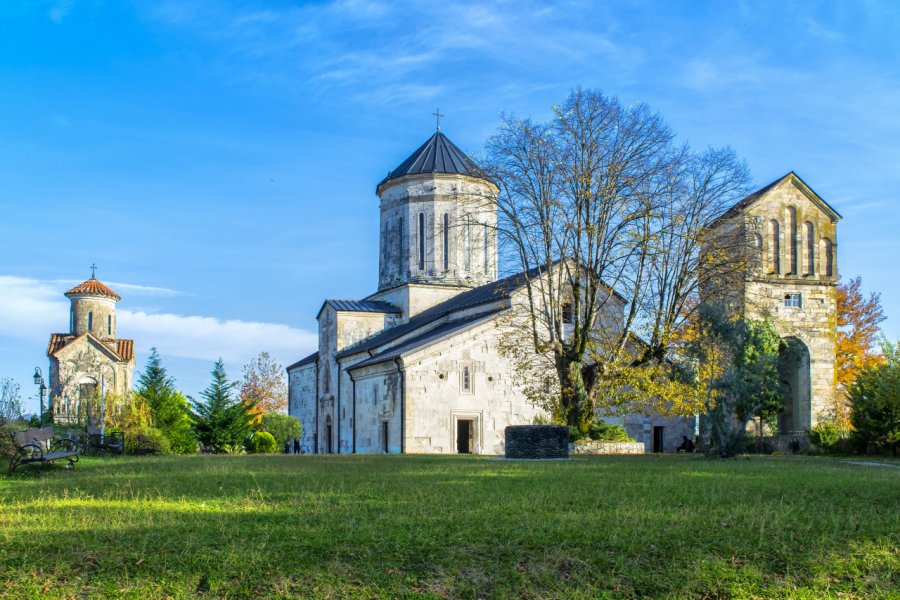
[0,454,897,599]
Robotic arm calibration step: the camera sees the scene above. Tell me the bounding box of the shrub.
[588,421,634,443]
[124,426,170,455]
[257,413,302,447]
[247,431,278,454]
[849,338,900,455]
[810,422,844,452]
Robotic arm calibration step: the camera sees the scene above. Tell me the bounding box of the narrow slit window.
[770,219,781,274]
[107,314,111,335]
[788,207,798,275]
[462,366,472,392]
[464,216,471,271]
[418,213,425,271]
[443,213,449,271]
[824,238,834,276]
[562,302,573,324]
[88,311,93,332]
[398,217,403,270]
[483,223,489,275]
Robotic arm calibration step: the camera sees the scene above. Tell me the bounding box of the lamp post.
[33,367,47,425]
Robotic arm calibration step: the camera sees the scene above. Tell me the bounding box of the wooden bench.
[8,427,80,474]
[84,425,125,455]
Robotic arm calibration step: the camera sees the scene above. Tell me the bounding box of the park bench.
[84,425,125,455]
[8,427,80,474]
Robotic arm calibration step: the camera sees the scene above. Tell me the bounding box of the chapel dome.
[65,277,121,301]
[378,131,494,190]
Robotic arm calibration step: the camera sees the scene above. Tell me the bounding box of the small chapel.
[287,128,840,455]
[46,271,135,424]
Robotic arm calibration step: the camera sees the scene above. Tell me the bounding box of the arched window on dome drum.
[88,311,93,333]
[770,219,781,274]
[418,213,425,271]
[484,223,489,275]
[823,238,834,277]
[443,213,449,271]
[398,216,403,270]
[464,216,471,271]
[69,306,75,333]
[108,314,112,336]
[805,221,815,275]
[787,207,798,275]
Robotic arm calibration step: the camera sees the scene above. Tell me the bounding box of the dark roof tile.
[379,131,493,188]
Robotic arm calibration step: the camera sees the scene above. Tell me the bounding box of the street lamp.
[33,367,47,425]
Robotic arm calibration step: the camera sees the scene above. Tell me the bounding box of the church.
[46,272,135,424]
[287,130,840,455]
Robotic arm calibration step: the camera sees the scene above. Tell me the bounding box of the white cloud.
[0,276,316,368]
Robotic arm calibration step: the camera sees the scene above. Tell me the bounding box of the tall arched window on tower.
[464,216,471,271]
[823,237,834,277]
[805,221,815,275]
[107,314,112,336]
[88,311,93,333]
[770,219,781,274]
[398,216,403,270]
[484,223,489,275]
[418,213,425,271]
[443,213,449,271]
[70,306,75,332]
[787,207,798,275]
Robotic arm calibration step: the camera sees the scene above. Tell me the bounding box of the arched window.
[483,223,489,275]
[787,207,798,275]
[805,221,815,275]
[770,219,781,274]
[398,216,404,271]
[69,307,75,333]
[823,238,834,277]
[88,311,93,332]
[464,216,471,271]
[418,212,425,271]
[462,366,471,392]
[443,213,449,271]
[107,314,112,335]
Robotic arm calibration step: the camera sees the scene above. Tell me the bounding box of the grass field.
[0,454,897,599]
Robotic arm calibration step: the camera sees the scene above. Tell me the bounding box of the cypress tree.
[136,348,197,453]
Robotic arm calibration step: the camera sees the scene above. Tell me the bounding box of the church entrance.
[456,419,474,454]
[777,338,811,434]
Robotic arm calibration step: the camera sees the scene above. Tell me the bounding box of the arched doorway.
[325,415,333,454]
[777,338,811,434]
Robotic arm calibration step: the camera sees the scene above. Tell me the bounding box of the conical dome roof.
[65,277,121,301]
[379,131,493,188]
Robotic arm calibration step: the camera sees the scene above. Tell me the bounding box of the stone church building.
[287,132,839,454]
[46,274,135,424]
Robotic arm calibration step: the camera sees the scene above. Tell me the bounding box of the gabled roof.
[286,350,318,372]
[316,299,401,320]
[378,131,494,189]
[47,333,134,361]
[336,266,543,361]
[349,311,503,371]
[65,277,121,300]
[709,171,842,229]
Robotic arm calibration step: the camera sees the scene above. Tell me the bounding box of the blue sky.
[1,0,898,413]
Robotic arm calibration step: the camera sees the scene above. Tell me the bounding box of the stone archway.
[778,338,811,434]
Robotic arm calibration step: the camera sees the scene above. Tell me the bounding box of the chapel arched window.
[770,219,781,274]
[805,221,815,275]
[787,207,798,275]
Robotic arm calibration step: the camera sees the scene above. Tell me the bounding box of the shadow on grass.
[1,454,897,598]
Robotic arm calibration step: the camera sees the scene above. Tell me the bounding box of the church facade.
[46,274,135,424]
[287,132,839,454]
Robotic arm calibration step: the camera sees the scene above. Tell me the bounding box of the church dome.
[378,131,493,189]
[65,277,121,301]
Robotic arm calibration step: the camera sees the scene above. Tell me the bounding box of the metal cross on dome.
[90,263,98,279]
[433,108,444,131]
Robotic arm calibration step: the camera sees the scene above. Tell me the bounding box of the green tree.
[257,412,302,447]
[136,348,197,454]
[192,359,256,453]
[690,304,785,457]
[850,338,900,456]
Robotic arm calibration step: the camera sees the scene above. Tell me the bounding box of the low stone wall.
[570,440,645,455]
[505,425,569,459]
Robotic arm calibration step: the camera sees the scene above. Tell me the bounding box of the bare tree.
[0,378,23,422]
[486,89,751,432]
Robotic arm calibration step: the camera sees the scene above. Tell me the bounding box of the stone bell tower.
[370,128,499,321]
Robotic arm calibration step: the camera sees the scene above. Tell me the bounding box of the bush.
[810,422,844,452]
[124,426,170,455]
[849,339,900,455]
[588,421,634,442]
[247,431,278,454]
[257,413,302,447]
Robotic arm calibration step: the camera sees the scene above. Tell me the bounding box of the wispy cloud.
[48,0,74,23]
[0,276,316,367]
